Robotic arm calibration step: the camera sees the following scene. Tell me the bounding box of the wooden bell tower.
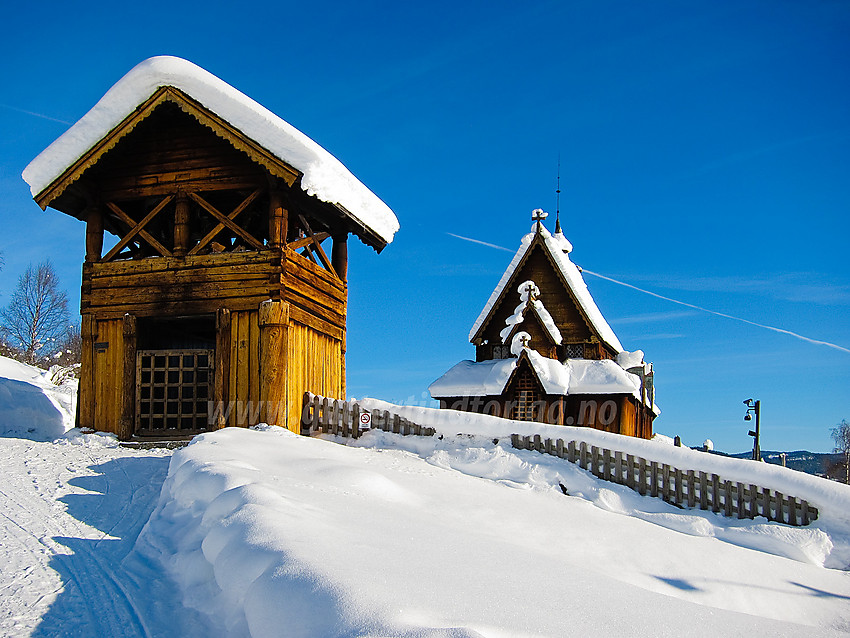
[23,58,397,440]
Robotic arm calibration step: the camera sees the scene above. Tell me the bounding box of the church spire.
[554,155,563,234]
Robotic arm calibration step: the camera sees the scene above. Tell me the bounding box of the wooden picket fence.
[301,392,436,439]
[301,392,818,526]
[511,434,818,526]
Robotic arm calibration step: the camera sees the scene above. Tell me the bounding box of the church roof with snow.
[22,55,398,248]
[429,348,658,414]
[468,221,623,353]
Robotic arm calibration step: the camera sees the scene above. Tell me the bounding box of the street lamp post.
[744,399,761,461]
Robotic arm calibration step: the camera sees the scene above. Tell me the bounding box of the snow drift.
[0,357,77,441]
[139,426,850,637]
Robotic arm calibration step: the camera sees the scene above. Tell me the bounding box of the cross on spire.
[532,208,548,234]
[519,334,531,348]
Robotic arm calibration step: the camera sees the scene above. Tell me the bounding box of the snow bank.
[0,356,76,441]
[358,398,850,569]
[23,56,399,245]
[140,426,850,637]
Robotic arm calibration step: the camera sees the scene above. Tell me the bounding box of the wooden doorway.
[134,315,216,437]
[511,368,540,422]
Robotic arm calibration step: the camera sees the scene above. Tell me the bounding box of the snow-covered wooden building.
[22,56,398,440]
[430,212,657,438]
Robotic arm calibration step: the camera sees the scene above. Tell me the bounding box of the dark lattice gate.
[135,349,214,435]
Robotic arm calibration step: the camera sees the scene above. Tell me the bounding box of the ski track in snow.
[0,436,207,638]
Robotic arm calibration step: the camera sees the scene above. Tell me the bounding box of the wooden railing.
[511,434,818,526]
[300,393,436,438]
[301,393,818,526]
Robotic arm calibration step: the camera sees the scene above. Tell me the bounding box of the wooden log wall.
[283,249,346,341]
[82,252,280,319]
[300,392,435,438]
[511,434,818,526]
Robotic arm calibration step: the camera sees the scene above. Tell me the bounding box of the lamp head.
[744,413,752,421]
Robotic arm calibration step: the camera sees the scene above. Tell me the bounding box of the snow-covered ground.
[1,356,849,636]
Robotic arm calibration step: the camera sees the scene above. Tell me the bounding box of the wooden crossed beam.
[296,214,336,277]
[102,195,174,262]
[188,188,263,255]
[287,231,330,251]
[188,191,264,252]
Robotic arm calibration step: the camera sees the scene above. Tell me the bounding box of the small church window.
[566,343,584,359]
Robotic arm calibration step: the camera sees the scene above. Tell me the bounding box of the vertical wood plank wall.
[285,321,343,432]
[228,310,261,426]
[80,317,125,435]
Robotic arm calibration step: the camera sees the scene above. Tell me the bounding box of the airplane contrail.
[0,103,71,125]
[446,232,850,354]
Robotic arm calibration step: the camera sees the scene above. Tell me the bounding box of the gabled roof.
[22,56,399,248]
[468,223,623,352]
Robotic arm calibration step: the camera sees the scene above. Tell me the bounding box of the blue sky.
[1,0,847,452]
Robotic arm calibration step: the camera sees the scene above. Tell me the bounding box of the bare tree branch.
[0,261,70,365]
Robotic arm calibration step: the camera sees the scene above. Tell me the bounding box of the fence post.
[556,439,564,459]
[579,442,588,469]
[735,482,745,519]
[675,469,683,505]
[615,451,623,484]
[352,403,361,438]
[301,393,312,434]
[650,462,659,497]
[724,481,733,517]
[568,441,577,463]
[637,457,646,495]
[711,475,721,513]
[687,470,696,508]
[311,396,320,432]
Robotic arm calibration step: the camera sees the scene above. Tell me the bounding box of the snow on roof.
[22,56,399,245]
[469,223,623,352]
[429,348,655,412]
[428,358,516,397]
[498,281,563,345]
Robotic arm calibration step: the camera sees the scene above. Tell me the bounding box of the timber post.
[268,188,288,249]
[214,308,232,429]
[332,234,348,283]
[85,204,103,263]
[173,192,190,257]
[118,314,137,440]
[259,300,289,427]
